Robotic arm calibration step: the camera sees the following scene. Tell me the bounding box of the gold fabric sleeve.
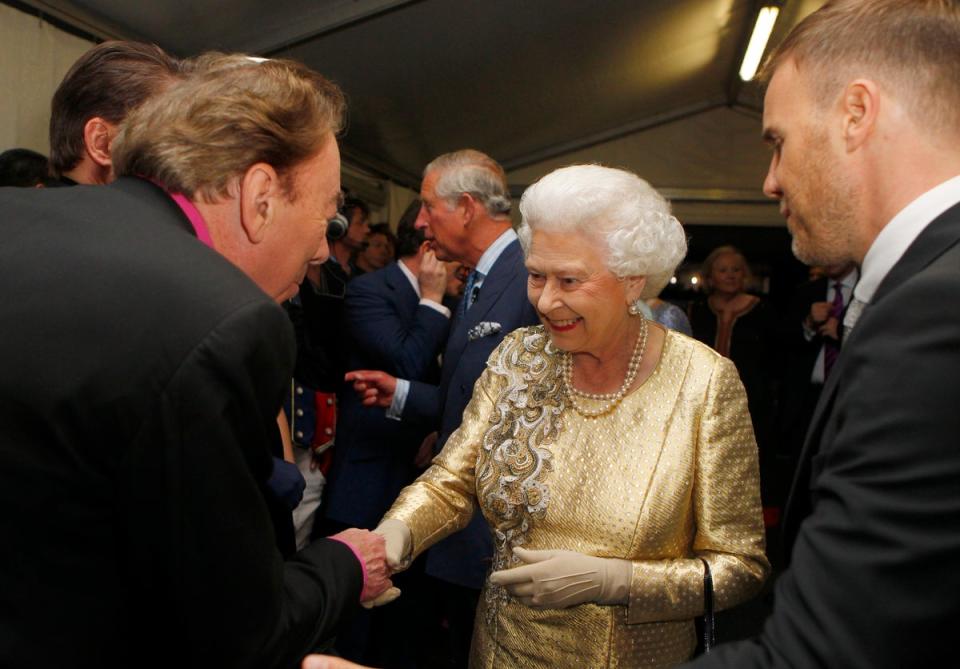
[383,366,505,558]
[626,355,769,624]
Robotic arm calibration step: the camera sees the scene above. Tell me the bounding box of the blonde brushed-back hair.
[112,54,346,202]
[760,0,960,135]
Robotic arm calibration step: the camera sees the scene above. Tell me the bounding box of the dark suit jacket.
[777,277,830,454]
[324,262,449,529]
[685,202,960,668]
[0,179,362,669]
[400,238,539,589]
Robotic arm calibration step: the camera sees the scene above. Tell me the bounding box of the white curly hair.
[517,164,687,298]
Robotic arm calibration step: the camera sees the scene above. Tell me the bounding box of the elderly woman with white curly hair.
[374,164,769,668]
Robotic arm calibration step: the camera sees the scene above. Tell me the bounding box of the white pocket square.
[468,321,502,341]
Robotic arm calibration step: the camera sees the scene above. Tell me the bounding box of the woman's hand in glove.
[489,547,631,609]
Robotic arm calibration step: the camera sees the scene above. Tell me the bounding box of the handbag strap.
[700,557,717,653]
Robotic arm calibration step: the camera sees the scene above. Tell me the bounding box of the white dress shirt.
[845,174,960,331]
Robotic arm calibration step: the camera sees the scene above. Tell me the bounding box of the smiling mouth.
[546,317,581,332]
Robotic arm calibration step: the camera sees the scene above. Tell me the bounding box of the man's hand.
[818,316,840,340]
[418,248,448,304]
[302,654,373,669]
[344,370,397,408]
[414,431,438,468]
[329,528,392,603]
[806,301,832,328]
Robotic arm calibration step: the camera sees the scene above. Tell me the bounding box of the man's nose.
[414,206,430,231]
[762,157,782,200]
[311,237,330,264]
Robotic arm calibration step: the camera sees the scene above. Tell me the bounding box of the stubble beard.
[788,152,858,268]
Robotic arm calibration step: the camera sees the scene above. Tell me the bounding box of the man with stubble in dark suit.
[0,55,390,669]
[685,1,960,667]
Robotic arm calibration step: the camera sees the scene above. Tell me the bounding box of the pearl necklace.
[561,317,649,418]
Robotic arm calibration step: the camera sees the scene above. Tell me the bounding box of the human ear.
[624,276,648,303]
[83,117,116,167]
[458,193,476,225]
[841,79,879,152]
[238,163,280,243]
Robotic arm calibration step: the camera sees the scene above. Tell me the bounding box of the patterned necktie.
[460,270,483,318]
[823,282,845,379]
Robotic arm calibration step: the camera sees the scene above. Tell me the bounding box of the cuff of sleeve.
[626,559,703,625]
[420,298,451,319]
[328,536,368,601]
[387,378,410,421]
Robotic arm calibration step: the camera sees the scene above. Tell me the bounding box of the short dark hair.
[367,223,396,244]
[342,196,370,222]
[395,198,425,258]
[0,149,50,187]
[49,41,182,176]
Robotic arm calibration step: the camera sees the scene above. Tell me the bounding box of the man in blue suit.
[347,149,539,666]
[322,200,450,667]
[324,200,450,533]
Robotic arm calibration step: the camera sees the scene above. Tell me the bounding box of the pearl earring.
[628,300,644,316]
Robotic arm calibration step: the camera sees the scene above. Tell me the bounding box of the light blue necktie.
[460,270,483,317]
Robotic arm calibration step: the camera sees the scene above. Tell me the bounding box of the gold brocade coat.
[385,325,769,668]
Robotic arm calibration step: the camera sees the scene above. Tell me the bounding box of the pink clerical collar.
[167,190,215,249]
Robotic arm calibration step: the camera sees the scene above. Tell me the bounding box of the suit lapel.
[466,240,525,326]
[782,201,960,552]
[444,240,525,369]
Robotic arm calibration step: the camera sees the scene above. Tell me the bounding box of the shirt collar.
[474,227,517,278]
[837,267,859,291]
[167,191,215,249]
[855,174,960,304]
[397,260,420,297]
[147,178,215,249]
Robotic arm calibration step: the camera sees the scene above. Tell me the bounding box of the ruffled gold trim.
[476,326,565,622]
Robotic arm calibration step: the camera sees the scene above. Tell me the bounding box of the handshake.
[329,519,412,608]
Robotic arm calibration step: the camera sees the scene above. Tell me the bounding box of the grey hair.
[517,164,687,298]
[424,149,512,218]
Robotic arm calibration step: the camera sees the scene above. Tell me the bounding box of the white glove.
[360,519,412,609]
[373,518,412,572]
[488,547,632,609]
[360,586,401,609]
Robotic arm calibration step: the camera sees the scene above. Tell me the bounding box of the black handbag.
[700,558,717,653]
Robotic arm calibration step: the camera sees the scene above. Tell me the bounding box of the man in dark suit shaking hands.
[0,55,390,669]
[686,1,960,667]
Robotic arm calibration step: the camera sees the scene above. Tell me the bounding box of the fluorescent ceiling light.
[739,6,780,81]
